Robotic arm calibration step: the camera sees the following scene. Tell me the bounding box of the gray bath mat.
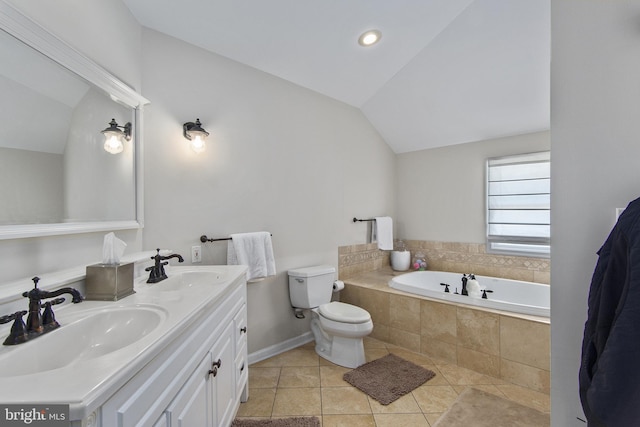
[433,388,550,427]
[342,353,435,405]
[231,417,320,427]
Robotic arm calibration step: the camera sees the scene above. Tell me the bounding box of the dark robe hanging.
[580,196,640,426]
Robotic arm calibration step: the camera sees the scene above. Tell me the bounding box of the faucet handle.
[2,311,29,345]
[0,310,27,325]
[42,299,63,331]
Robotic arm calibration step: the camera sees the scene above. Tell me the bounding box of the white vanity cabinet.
[166,322,234,426]
[100,275,248,427]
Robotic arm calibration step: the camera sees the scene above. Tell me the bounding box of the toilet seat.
[318,302,371,324]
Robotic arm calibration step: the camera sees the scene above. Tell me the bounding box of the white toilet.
[288,265,373,368]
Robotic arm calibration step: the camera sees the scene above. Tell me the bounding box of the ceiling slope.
[122,0,549,153]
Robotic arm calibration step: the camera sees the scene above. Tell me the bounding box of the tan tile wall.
[338,243,390,278]
[340,284,550,394]
[338,240,550,284]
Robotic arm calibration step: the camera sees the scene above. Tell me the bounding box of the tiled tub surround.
[338,241,550,284]
[339,268,550,395]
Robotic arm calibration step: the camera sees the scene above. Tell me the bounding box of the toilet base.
[309,311,370,369]
[314,335,367,369]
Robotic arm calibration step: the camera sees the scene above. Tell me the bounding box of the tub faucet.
[461,274,469,296]
[146,248,184,283]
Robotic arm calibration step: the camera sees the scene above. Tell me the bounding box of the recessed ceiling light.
[358,29,382,47]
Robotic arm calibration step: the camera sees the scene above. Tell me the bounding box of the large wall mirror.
[0,1,149,239]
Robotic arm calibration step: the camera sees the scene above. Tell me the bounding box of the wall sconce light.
[101,118,131,154]
[183,118,209,153]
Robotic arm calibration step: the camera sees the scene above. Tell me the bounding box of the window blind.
[487,151,550,256]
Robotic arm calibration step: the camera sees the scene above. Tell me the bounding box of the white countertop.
[0,264,247,420]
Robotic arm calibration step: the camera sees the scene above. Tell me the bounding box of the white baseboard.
[248,332,314,365]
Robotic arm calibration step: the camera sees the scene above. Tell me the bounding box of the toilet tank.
[288,265,336,309]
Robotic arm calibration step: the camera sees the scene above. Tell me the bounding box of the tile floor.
[234,338,550,426]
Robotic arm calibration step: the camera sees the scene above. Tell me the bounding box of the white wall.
[140,29,396,353]
[551,1,640,425]
[0,0,143,283]
[396,131,550,242]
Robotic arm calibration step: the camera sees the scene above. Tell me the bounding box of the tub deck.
[342,268,549,323]
[340,267,550,395]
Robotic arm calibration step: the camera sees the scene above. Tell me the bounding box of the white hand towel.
[375,217,393,250]
[227,232,276,282]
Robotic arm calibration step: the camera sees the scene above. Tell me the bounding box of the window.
[486,151,550,257]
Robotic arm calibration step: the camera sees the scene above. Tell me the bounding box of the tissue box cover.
[85,262,134,301]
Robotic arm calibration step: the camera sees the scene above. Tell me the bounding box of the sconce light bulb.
[104,134,124,154]
[191,135,206,153]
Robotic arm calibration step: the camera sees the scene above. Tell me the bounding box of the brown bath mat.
[342,353,435,405]
[433,388,550,427]
[231,417,320,427]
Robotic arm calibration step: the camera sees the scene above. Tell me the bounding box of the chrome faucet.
[146,248,184,283]
[0,276,83,345]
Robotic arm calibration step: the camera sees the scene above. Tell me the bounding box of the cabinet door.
[166,354,213,427]
[211,323,235,427]
[152,414,168,427]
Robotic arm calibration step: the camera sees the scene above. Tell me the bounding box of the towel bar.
[200,234,272,243]
[353,217,375,223]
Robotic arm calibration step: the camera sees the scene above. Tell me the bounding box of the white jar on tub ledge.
[390,251,410,271]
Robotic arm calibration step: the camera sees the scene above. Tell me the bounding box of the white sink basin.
[0,305,167,377]
[147,270,228,292]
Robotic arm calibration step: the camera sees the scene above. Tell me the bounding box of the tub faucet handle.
[481,289,493,299]
[440,283,450,293]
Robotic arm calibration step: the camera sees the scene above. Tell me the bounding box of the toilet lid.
[318,302,371,324]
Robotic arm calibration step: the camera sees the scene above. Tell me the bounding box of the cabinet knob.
[208,359,221,377]
[240,363,245,372]
[240,326,247,334]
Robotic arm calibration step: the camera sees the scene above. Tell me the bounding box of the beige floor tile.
[424,412,443,426]
[321,387,372,415]
[278,366,320,388]
[496,384,551,413]
[363,337,388,349]
[247,367,280,388]
[272,387,321,416]
[364,347,389,362]
[235,388,276,417]
[373,413,430,427]
[240,339,549,425]
[389,348,434,366]
[435,363,502,385]
[411,385,459,413]
[367,393,421,414]
[320,365,350,387]
[451,384,506,398]
[281,347,321,367]
[321,414,376,427]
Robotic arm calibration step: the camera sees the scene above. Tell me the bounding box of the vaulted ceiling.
[123,0,550,153]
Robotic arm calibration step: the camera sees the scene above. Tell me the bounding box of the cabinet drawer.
[233,304,247,354]
[235,340,248,399]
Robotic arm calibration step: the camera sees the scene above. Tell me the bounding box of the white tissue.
[332,280,345,292]
[102,232,127,265]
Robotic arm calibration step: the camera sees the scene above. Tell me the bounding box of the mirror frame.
[0,1,149,240]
